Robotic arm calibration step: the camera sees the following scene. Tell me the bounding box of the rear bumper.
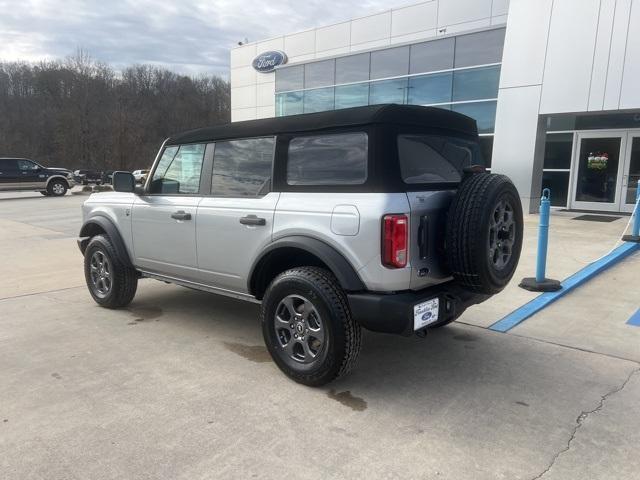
[347,281,489,336]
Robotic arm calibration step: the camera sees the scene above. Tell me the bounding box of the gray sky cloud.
[0,0,414,78]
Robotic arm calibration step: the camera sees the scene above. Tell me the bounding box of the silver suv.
[78,105,523,386]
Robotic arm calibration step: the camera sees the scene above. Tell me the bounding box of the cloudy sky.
[0,0,415,78]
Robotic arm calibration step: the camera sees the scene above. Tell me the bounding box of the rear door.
[398,133,481,289]
[196,137,277,292]
[0,159,19,190]
[132,143,209,281]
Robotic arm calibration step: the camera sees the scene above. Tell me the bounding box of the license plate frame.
[413,298,440,330]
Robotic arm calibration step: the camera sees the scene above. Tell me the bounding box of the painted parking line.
[490,242,640,333]
[627,309,640,327]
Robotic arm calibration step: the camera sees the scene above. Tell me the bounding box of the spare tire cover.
[445,173,523,295]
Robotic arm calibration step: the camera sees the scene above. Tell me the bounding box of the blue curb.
[489,242,640,333]
[627,309,640,327]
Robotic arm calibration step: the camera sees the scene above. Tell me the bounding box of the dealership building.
[230,0,640,213]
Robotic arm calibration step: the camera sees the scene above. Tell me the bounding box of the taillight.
[382,214,408,268]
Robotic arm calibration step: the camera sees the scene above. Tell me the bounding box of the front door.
[621,134,640,213]
[570,131,626,212]
[132,143,208,281]
[16,159,45,189]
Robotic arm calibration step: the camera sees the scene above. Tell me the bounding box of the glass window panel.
[398,134,482,183]
[303,87,335,113]
[454,28,505,68]
[479,136,493,168]
[452,66,500,101]
[335,83,369,109]
[304,59,335,89]
[275,92,303,116]
[625,137,640,204]
[575,137,621,203]
[287,133,368,185]
[544,133,573,169]
[541,171,570,207]
[452,101,497,134]
[546,114,576,131]
[407,72,452,105]
[211,138,274,197]
[150,144,204,194]
[369,78,408,105]
[335,53,370,84]
[409,38,454,74]
[275,65,304,92]
[370,46,410,79]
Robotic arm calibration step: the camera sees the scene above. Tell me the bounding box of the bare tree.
[0,51,230,171]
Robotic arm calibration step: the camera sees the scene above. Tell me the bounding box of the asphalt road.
[1,191,638,480]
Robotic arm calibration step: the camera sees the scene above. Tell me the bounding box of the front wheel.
[261,267,361,387]
[47,180,68,196]
[84,234,138,308]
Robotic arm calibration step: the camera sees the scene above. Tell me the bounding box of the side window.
[287,132,368,186]
[211,137,274,197]
[17,160,37,171]
[0,159,18,169]
[150,144,205,194]
[397,134,481,184]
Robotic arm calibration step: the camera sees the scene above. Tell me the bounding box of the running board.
[139,270,260,304]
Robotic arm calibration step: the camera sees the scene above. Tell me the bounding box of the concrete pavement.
[0,192,638,479]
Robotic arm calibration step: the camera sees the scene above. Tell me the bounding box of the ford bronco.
[78,104,523,386]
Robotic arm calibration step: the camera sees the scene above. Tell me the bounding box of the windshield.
[397,134,484,184]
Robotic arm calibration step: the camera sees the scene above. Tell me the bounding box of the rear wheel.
[446,173,523,294]
[47,180,68,196]
[261,267,361,387]
[84,234,138,308]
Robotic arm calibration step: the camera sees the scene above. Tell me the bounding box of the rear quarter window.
[286,132,368,186]
[398,134,482,184]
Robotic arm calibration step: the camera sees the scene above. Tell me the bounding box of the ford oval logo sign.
[252,51,287,73]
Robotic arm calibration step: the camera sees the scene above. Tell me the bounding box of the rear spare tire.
[445,173,523,295]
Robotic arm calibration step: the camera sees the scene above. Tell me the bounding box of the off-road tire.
[261,267,361,387]
[47,179,68,196]
[446,173,523,295]
[84,234,138,308]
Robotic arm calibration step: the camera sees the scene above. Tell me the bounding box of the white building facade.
[230,0,640,213]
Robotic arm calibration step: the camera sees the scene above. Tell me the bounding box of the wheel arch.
[248,236,365,300]
[45,175,70,189]
[78,215,134,268]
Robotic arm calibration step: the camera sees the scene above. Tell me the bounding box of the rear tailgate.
[406,190,455,290]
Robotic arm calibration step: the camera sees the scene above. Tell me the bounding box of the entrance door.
[621,134,640,213]
[570,131,626,212]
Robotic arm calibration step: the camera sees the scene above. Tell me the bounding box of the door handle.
[171,210,191,221]
[239,215,266,226]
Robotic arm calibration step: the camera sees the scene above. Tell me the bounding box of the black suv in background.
[0,157,75,196]
[73,169,103,185]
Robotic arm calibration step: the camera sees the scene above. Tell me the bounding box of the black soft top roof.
[166,104,478,145]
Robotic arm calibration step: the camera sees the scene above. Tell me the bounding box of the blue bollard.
[536,189,551,283]
[623,179,640,242]
[520,188,562,292]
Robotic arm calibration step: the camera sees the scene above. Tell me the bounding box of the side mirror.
[112,171,136,193]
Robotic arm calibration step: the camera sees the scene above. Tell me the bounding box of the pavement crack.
[530,367,640,480]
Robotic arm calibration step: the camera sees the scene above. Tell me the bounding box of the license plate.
[413,298,439,330]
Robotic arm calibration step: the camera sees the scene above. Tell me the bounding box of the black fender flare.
[78,215,134,268]
[248,236,365,295]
